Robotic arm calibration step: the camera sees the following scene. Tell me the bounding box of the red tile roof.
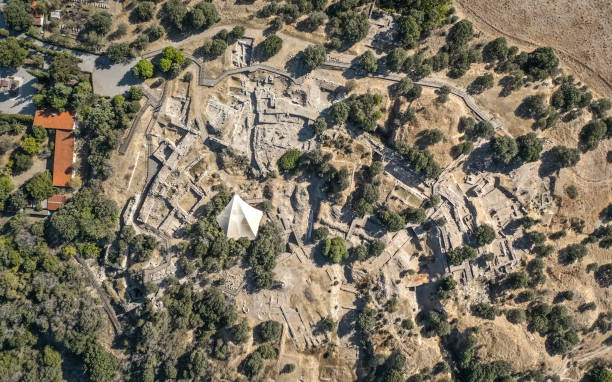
[53,130,75,187]
[33,110,75,131]
[47,194,68,211]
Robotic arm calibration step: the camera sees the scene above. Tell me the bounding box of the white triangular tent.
[216,194,264,240]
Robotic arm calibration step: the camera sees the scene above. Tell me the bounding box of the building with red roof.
[33,109,76,187]
[46,194,68,211]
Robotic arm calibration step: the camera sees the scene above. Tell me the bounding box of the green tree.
[241,352,263,378]
[257,320,282,342]
[360,50,378,74]
[128,86,144,101]
[562,243,588,264]
[302,11,326,31]
[163,0,187,30]
[188,2,218,29]
[303,44,327,70]
[469,73,494,94]
[278,149,301,172]
[132,59,154,79]
[26,171,54,201]
[378,209,405,232]
[335,11,369,45]
[590,99,611,119]
[398,15,420,48]
[446,19,473,50]
[21,136,42,155]
[322,237,349,263]
[84,344,119,382]
[31,124,48,142]
[312,117,327,135]
[580,120,607,150]
[395,77,422,100]
[490,135,518,164]
[474,224,496,246]
[230,26,245,41]
[0,37,28,68]
[483,37,508,62]
[447,245,477,265]
[133,1,155,22]
[551,145,580,168]
[0,175,13,208]
[12,152,33,174]
[263,34,283,58]
[203,38,227,57]
[386,48,407,72]
[517,132,543,162]
[584,360,612,382]
[3,0,32,31]
[523,47,559,80]
[106,43,132,63]
[148,25,165,40]
[330,102,349,125]
[313,226,329,241]
[519,95,548,119]
[89,11,113,35]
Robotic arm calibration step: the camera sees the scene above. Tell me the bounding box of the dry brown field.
[455,0,612,97]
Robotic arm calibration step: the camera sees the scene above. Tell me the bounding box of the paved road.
[91,56,140,97]
[0,67,37,114]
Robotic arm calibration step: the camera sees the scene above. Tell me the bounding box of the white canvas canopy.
[216,194,263,240]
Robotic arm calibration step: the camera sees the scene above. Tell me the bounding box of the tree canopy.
[322,237,349,263]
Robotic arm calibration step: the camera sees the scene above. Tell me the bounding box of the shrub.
[594,264,612,288]
[313,226,329,241]
[505,309,526,324]
[472,303,498,320]
[148,25,166,41]
[417,129,444,147]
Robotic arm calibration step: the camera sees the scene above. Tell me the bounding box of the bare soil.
[455,0,612,98]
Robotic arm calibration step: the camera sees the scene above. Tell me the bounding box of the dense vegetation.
[0,188,120,381]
